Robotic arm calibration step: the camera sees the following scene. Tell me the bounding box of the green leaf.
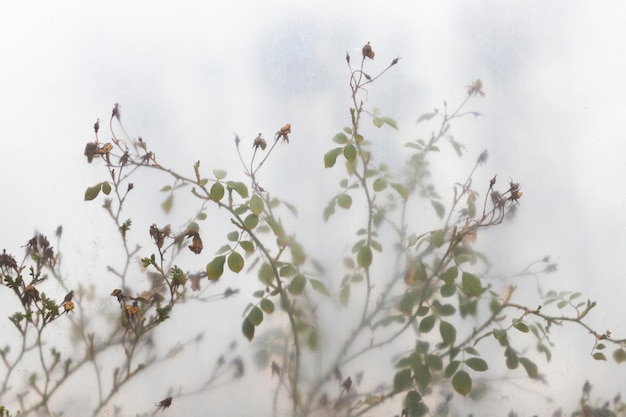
[242,318,255,341]
[373,117,384,128]
[417,113,436,124]
[332,132,349,144]
[390,183,408,200]
[444,361,460,378]
[289,275,307,295]
[613,348,626,363]
[258,263,274,286]
[247,306,264,326]
[240,240,254,252]
[343,144,357,162]
[519,357,538,377]
[227,231,239,241]
[323,199,336,222]
[162,194,174,214]
[452,370,472,396]
[260,299,274,314]
[290,241,306,265]
[84,184,102,201]
[467,194,476,217]
[244,214,259,229]
[373,177,387,192]
[210,182,225,202]
[249,194,264,215]
[465,357,488,372]
[413,362,431,389]
[227,181,249,198]
[440,284,456,297]
[309,279,330,296]
[393,368,412,393]
[505,349,519,369]
[431,201,445,219]
[592,352,607,361]
[307,328,319,350]
[340,284,350,307]
[513,322,529,333]
[403,391,427,417]
[426,354,443,371]
[492,329,507,340]
[439,320,457,346]
[324,147,343,168]
[419,315,436,333]
[429,230,445,248]
[380,116,398,129]
[213,169,227,180]
[101,181,112,195]
[206,256,226,280]
[462,272,483,297]
[357,245,373,268]
[441,266,458,284]
[337,194,352,209]
[279,265,296,277]
[227,251,244,273]
[196,212,207,220]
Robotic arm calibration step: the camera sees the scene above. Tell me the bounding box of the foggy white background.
[2,1,626,416]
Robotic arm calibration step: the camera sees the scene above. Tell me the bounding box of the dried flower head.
[63,300,75,314]
[149,224,171,249]
[275,123,291,144]
[252,133,267,150]
[84,142,98,163]
[467,79,486,97]
[97,143,113,155]
[154,396,172,414]
[22,285,41,306]
[362,42,375,60]
[187,231,203,254]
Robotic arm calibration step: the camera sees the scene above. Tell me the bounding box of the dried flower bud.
[22,285,41,306]
[345,52,350,64]
[112,103,120,120]
[94,119,100,134]
[391,56,401,66]
[362,42,375,60]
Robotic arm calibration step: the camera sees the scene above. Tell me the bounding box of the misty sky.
[2,1,626,416]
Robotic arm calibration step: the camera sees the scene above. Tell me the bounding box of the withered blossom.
[362,42,375,60]
[275,123,291,143]
[252,133,266,150]
[467,79,486,97]
[22,285,41,307]
[153,396,172,414]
